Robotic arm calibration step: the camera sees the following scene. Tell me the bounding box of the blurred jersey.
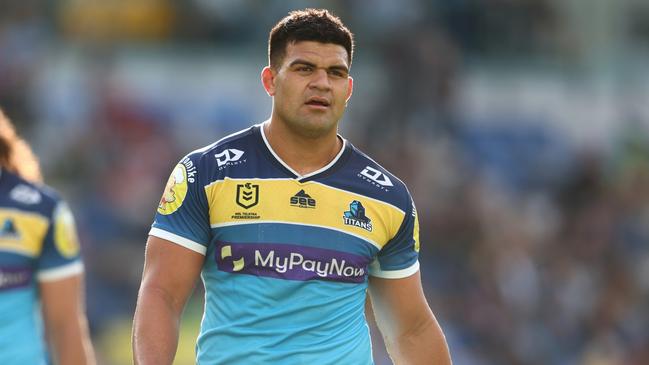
[0,169,83,364]
[151,124,420,365]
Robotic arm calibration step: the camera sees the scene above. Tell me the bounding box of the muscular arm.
[40,273,96,365]
[132,236,204,365]
[368,271,451,365]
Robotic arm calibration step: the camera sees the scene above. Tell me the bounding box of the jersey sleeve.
[149,154,211,255]
[36,201,84,282]
[369,197,420,279]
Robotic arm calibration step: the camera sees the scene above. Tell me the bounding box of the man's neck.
[263,119,343,177]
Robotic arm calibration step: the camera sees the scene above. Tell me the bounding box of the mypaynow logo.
[0,267,32,290]
[216,242,369,283]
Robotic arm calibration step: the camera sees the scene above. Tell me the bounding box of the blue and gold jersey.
[0,169,83,364]
[151,124,420,364]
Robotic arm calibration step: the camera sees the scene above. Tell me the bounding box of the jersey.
[150,124,421,365]
[0,169,84,364]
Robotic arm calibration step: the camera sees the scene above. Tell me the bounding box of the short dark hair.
[268,8,354,69]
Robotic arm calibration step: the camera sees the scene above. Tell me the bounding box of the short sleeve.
[149,155,211,255]
[36,201,84,282]
[369,198,420,279]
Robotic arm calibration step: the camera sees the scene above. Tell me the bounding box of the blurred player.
[0,109,95,364]
[133,8,451,365]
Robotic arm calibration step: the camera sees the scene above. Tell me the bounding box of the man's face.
[265,41,353,138]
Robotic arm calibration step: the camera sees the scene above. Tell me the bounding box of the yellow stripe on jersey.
[205,178,405,249]
[0,208,49,257]
[413,210,420,252]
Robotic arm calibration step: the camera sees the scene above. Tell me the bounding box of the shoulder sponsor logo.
[215,242,370,283]
[181,157,197,183]
[343,200,373,232]
[53,203,81,258]
[290,189,316,209]
[359,166,393,191]
[10,185,41,205]
[157,163,188,215]
[215,148,245,168]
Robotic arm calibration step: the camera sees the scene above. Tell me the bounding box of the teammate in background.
[133,8,451,365]
[0,109,95,364]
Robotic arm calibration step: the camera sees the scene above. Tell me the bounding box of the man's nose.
[309,69,331,91]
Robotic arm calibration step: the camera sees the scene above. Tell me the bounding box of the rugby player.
[133,9,451,365]
[0,108,95,364]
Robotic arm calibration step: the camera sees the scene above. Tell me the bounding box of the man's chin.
[289,119,337,139]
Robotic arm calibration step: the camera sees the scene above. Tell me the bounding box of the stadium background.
[2,0,649,364]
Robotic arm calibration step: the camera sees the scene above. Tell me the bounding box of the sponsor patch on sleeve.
[157,163,189,215]
[53,203,81,258]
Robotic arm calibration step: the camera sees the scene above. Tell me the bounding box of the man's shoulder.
[1,170,61,215]
[348,144,407,189]
[336,143,412,211]
[185,125,259,162]
[170,125,262,186]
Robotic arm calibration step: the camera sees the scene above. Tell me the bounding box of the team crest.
[158,164,188,215]
[343,200,373,232]
[236,183,259,209]
[0,218,19,239]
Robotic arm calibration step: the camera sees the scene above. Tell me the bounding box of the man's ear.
[345,76,354,102]
[261,66,276,96]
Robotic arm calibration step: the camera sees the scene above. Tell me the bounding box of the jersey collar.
[258,122,350,181]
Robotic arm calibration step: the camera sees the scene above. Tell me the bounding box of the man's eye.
[297,66,313,72]
[329,70,345,77]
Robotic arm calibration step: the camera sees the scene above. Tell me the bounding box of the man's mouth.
[305,97,331,107]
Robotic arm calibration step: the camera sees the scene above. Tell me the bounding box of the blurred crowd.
[2,0,649,364]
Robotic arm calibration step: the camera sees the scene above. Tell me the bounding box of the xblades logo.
[290,190,316,209]
[215,148,245,167]
[359,166,394,188]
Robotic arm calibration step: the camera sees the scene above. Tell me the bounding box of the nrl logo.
[236,182,259,209]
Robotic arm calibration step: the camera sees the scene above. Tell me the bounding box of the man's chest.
[202,178,405,283]
[205,178,399,246]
